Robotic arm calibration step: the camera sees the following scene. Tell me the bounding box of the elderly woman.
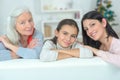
[0,7,43,61]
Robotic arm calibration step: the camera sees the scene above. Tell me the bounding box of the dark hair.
[81,10,119,49]
[51,19,79,44]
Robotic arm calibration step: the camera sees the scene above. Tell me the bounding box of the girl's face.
[16,12,34,37]
[83,18,107,41]
[55,25,78,48]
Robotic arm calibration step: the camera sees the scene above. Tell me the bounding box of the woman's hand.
[27,39,39,48]
[11,51,20,59]
[0,36,18,53]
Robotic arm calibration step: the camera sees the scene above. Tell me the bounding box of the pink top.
[97,37,120,67]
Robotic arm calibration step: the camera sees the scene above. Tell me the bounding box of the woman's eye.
[91,23,95,27]
[84,28,88,31]
[29,19,33,22]
[20,22,25,25]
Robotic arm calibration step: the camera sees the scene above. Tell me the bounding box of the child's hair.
[51,19,79,44]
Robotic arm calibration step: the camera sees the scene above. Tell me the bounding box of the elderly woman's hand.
[27,38,40,48]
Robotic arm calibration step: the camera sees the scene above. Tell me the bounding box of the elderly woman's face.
[16,12,34,36]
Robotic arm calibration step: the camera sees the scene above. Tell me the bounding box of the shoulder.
[72,41,83,48]
[110,37,120,52]
[33,29,43,39]
[112,37,120,45]
[43,40,56,49]
[44,40,55,45]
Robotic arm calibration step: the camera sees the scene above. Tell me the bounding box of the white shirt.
[40,40,93,61]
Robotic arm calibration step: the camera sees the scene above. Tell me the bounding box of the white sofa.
[0,57,120,80]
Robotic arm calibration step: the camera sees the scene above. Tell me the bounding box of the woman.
[81,10,120,67]
[0,7,43,61]
[40,19,93,61]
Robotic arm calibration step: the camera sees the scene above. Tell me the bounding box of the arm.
[84,45,98,55]
[0,30,44,59]
[56,44,93,59]
[0,42,12,61]
[84,45,120,67]
[55,42,93,59]
[0,36,19,60]
[40,40,59,61]
[40,41,93,62]
[75,43,93,58]
[97,50,120,67]
[56,48,80,59]
[57,53,73,60]
[16,31,44,59]
[40,40,74,61]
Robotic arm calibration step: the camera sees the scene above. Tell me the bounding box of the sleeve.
[75,43,93,58]
[96,38,120,67]
[0,42,12,61]
[16,30,44,59]
[40,40,58,61]
[80,47,93,58]
[97,50,120,67]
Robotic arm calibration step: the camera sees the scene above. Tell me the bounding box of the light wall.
[111,0,120,37]
[0,0,119,36]
[0,0,96,35]
[0,0,35,35]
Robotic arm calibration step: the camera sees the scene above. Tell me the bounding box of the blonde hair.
[6,7,32,45]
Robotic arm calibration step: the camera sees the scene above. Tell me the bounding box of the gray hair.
[6,7,32,45]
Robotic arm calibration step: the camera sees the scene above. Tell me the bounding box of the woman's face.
[83,19,107,41]
[55,24,78,48]
[16,12,34,36]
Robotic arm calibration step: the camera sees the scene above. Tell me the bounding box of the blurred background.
[0,0,119,40]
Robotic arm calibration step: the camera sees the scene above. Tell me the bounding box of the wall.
[111,0,120,37]
[0,0,35,35]
[0,0,97,36]
[0,0,119,37]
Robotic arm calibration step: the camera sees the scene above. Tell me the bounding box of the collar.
[56,43,72,49]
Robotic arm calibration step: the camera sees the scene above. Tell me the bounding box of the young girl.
[40,19,93,61]
[81,10,120,67]
[0,7,43,61]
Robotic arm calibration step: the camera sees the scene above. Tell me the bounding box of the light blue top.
[0,29,44,61]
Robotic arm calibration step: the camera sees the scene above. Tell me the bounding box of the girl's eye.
[63,32,68,35]
[71,35,77,38]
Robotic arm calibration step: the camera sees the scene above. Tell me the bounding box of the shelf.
[41,19,80,23]
[40,0,81,40]
[41,9,80,13]
[40,0,75,13]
